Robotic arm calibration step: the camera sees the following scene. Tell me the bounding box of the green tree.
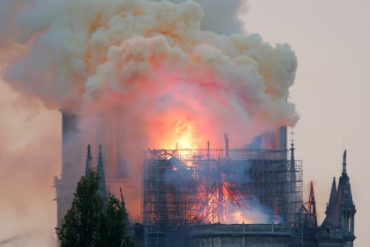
[57,171,133,247]
[97,195,134,247]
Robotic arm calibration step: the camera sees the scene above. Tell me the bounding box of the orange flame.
[227,210,252,224]
[148,110,205,149]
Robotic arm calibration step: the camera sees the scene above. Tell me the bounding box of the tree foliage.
[57,171,134,247]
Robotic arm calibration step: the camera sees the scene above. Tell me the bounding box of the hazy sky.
[0,0,369,246]
[243,0,370,246]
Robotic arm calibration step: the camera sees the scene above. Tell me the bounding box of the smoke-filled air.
[3,0,298,148]
[0,0,298,245]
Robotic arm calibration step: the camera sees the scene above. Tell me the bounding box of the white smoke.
[3,0,298,142]
[152,0,246,33]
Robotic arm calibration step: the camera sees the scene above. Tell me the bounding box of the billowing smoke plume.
[153,0,246,34]
[0,0,298,242]
[4,0,298,148]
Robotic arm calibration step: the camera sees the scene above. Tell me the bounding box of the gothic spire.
[342,149,347,175]
[337,150,354,209]
[321,151,356,243]
[328,177,337,210]
[336,150,356,235]
[323,177,337,227]
[97,144,107,200]
[289,136,296,182]
[308,181,318,227]
[85,144,93,176]
[290,137,295,162]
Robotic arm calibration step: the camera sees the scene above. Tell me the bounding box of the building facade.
[55,112,356,246]
[141,148,356,247]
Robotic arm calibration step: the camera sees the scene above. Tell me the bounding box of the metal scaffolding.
[143,148,302,247]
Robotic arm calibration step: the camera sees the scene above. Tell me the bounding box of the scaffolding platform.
[143,148,303,247]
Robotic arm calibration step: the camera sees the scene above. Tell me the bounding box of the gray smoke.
[154,0,246,34]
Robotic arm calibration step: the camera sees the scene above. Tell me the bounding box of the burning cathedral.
[55,114,356,247]
[0,0,356,246]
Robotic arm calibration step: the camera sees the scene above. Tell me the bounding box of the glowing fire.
[171,120,197,149]
[149,110,205,149]
[193,171,249,224]
[227,210,252,224]
[146,108,271,225]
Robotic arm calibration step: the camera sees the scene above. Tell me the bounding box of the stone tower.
[54,111,83,228]
[55,111,132,227]
[319,150,356,247]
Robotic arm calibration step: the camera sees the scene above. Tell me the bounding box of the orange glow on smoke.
[160,119,197,149]
[90,71,260,224]
[148,110,206,150]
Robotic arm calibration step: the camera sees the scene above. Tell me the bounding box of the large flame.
[228,211,252,224]
[149,110,203,149]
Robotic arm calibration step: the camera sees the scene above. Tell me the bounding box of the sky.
[0,0,369,246]
[243,0,370,246]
